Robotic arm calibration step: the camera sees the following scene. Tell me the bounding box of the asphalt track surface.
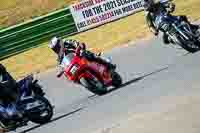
[13,36,200,133]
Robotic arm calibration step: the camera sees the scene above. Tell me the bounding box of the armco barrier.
[0,0,145,61]
[0,7,78,60]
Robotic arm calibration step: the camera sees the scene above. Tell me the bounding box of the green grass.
[1,0,200,79]
[0,0,77,27]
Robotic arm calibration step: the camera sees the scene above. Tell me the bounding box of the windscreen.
[61,53,75,67]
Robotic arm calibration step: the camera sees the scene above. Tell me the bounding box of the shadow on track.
[106,66,169,94]
[18,108,83,133]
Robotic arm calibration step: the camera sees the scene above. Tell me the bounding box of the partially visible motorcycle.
[58,52,122,95]
[0,75,53,132]
[154,13,200,52]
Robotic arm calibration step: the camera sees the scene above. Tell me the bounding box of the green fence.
[0,7,78,60]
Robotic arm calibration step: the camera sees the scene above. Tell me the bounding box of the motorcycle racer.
[143,0,199,44]
[48,37,116,77]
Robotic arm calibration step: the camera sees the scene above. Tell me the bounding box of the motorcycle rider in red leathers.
[48,37,116,77]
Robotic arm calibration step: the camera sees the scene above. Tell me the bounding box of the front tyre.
[178,38,198,53]
[173,34,199,53]
[29,96,53,124]
[79,77,107,95]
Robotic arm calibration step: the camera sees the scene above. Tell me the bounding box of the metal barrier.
[0,7,78,60]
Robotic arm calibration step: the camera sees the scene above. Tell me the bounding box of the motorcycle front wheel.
[111,72,122,88]
[80,77,107,96]
[28,96,53,124]
[173,34,199,53]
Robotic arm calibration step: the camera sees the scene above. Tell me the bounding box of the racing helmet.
[64,39,75,48]
[64,39,84,50]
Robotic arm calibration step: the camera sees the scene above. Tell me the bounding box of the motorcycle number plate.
[70,65,78,75]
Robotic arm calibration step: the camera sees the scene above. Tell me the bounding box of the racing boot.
[163,32,170,45]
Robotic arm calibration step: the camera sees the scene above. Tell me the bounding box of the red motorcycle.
[58,52,122,95]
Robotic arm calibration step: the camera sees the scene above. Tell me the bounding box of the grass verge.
[0,0,78,28]
[1,0,200,79]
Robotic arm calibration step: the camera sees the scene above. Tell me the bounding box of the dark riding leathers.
[0,65,44,127]
[0,64,22,126]
[144,0,199,44]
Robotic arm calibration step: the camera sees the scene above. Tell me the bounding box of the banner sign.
[69,0,144,32]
